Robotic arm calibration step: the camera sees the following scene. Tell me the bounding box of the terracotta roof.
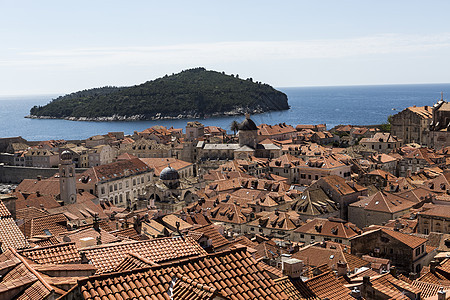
[380,228,427,249]
[82,236,208,274]
[255,240,285,261]
[304,271,354,300]
[0,248,54,300]
[111,227,144,241]
[407,105,433,118]
[47,197,108,221]
[248,211,300,231]
[183,200,249,225]
[367,169,397,180]
[16,207,49,223]
[411,280,449,298]
[187,224,230,250]
[360,132,399,143]
[0,216,30,252]
[258,123,297,136]
[320,175,367,195]
[294,218,361,239]
[113,252,157,272]
[21,213,69,238]
[12,191,61,210]
[140,157,192,176]
[0,200,11,217]
[352,191,416,214]
[116,152,138,160]
[291,188,339,216]
[274,276,314,300]
[57,227,120,248]
[419,205,450,219]
[65,247,289,300]
[81,158,152,183]
[15,177,60,198]
[370,273,421,299]
[19,242,81,264]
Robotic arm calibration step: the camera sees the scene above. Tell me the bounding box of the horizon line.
[1,81,450,98]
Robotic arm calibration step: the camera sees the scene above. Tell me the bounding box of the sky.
[1,0,450,95]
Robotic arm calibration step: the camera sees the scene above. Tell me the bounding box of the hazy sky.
[2,0,450,95]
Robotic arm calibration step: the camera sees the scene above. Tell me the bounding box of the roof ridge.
[18,241,76,253]
[75,245,250,285]
[10,247,54,293]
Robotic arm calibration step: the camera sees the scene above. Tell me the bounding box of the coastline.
[24,106,288,122]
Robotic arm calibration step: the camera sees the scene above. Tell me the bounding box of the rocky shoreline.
[25,106,284,122]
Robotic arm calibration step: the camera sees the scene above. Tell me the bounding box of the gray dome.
[60,150,73,160]
[238,117,257,131]
[160,166,180,181]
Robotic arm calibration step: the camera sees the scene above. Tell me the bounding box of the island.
[27,67,289,121]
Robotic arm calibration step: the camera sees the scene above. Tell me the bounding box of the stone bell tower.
[238,113,258,149]
[59,150,77,205]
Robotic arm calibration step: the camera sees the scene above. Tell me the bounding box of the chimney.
[93,214,100,232]
[438,288,446,300]
[80,251,89,264]
[389,266,397,278]
[282,258,303,279]
[362,275,371,287]
[430,260,439,273]
[408,272,418,280]
[337,260,347,277]
[37,175,42,181]
[133,215,142,234]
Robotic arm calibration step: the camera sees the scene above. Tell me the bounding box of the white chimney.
[282,258,304,279]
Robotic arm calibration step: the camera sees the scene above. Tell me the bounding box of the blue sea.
[1,83,450,141]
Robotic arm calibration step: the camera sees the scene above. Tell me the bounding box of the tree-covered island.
[28,68,289,121]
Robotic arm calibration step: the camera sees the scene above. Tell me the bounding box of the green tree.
[230,120,240,137]
[380,115,393,132]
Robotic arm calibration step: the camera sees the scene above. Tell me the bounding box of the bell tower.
[59,150,77,204]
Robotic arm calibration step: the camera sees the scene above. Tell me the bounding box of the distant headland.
[26,67,289,121]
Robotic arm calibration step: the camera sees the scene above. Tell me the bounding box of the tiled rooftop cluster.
[4,111,450,299]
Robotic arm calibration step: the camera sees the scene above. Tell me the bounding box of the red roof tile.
[63,247,289,300]
[82,236,208,274]
[19,242,81,264]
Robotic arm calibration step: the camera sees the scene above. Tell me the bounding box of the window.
[101,187,105,194]
[114,184,117,191]
[311,235,315,240]
[126,181,129,188]
[415,247,421,256]
[109,185,113,192]
[119,183,122,189]
[300,234,304,239]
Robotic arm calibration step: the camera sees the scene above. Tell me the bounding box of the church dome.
[238,114,257,131]
[60,150,73,160]
[160,166,180,181]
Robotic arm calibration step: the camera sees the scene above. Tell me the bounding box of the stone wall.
[0,163,87,184]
